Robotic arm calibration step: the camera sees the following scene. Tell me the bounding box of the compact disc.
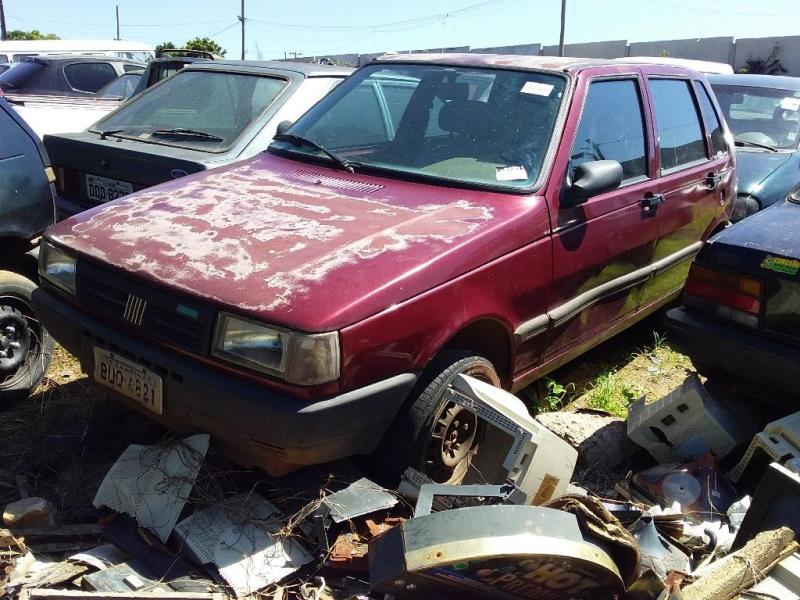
[662,472,702,506]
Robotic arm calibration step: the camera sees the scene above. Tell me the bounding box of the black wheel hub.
[0,307,30,374]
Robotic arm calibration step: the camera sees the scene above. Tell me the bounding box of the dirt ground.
[0,315,695,520]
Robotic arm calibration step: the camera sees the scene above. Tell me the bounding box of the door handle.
[641,193,665,211]
[706,172,722,189]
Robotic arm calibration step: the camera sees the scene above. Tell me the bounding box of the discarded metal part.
[631,454,737,522]
[447,374,578,504]
[545,494,640,588]
[69,544,129,571]
[12,560,88,589]
[174,493,312,598]
[627,375,754,464]
[321,478,397,524]
[625,569,666,600]
[744,551,800,599]
[734,462,800,550]
[630,516,690,581]
[396,468,431,503]
[414,483,526,517]
[83,563,167,593]
[730,413,800,488]
[684,528,797,600]
[328,532,368,571]
[93,435,209,543]
[20,590,225,600]
[369,505,624,599]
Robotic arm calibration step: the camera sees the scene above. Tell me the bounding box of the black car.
[0,97,55,400]
[666,194,800,402]
[0,56,143,97]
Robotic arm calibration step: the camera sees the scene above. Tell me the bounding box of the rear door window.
[64,62,118,93]
[649,79,707,172]
[0,61,45,90]
[569,79,648,183]
[693,81,727,157]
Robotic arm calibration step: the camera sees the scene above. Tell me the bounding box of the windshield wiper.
[274,132,354,173]
[151,128,223,142]
[96,128,126,140]
[735,139,778,152]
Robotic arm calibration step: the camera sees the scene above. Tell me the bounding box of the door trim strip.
[514,241,702,343]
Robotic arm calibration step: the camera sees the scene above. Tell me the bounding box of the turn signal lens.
[684,264,763,328]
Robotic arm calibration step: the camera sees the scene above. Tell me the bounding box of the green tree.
[155,41,176,53]
[7,29,59,40]
[184,37,225,57]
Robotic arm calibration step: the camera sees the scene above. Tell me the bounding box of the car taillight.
[54,166,80,198]
[684,263,764,329]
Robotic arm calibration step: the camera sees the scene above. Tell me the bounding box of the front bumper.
[666,307,800,397]
[33,287,418,475]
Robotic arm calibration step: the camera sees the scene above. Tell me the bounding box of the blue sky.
[5,0,800,59]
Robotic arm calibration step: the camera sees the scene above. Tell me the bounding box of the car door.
[639,72,734,307]
[541,70,660,362]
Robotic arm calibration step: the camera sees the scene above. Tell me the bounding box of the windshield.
[269,64,566,189]
[711,83,800,150]
[0,61,44,90]
[93,70,287,150]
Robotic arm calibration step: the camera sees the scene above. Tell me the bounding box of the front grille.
[76,259,217,354]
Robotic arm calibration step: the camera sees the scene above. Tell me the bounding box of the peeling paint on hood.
[48,154,542,331]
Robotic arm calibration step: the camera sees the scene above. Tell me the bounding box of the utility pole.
[239,0,245,60]
[558,0,566,57]
[0,0,7,41]
[115,5,120,41]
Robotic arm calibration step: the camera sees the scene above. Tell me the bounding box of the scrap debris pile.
[3,374,800,600]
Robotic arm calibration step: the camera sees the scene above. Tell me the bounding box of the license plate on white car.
[93,347,163,414]
[85,174,133,203]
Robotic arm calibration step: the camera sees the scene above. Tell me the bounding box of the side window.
[693,81,727,157]
[123,63,143,73]
[569,79,648,183]
[378,82,415,135]
[64,62,118,93]
[649,79,707,172]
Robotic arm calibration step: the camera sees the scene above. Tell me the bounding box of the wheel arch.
[438,317,515,389]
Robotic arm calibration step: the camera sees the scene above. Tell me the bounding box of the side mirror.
[276,120,293,136]
[564,160,623,206]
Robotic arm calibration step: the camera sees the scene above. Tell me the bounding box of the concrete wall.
[542,39,628,58]
[629,36,734,63]
[470,43,541,55]
[734,35,800,76]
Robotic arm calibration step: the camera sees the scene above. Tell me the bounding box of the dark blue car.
[710,74,800,221]
[666,193,800,403]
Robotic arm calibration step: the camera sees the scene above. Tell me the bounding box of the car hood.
[47,153,545,331]
[735,149,794,195]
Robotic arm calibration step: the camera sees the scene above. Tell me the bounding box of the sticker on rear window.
[496,165,528,181]
[521,81,554,96]
[761,255,800,275]
[780,97,800,111]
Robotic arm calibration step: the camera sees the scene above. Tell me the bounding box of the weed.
[542,378,575,411]
[584,369,641,417]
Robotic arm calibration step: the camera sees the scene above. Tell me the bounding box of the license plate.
[93,347,163,414]
[85,174,133,203]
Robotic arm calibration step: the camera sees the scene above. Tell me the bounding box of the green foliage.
[542,378,575,412]
[184,37,226,57]
[7,29,59,41]
[155,41,176,53]
[740,45,787,75]
[659,49,670,58]
[584,370,640,417]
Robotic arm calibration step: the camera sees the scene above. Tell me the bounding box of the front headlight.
[212,313,340,385]
[39,240,77,295]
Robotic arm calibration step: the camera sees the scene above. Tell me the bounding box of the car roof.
[183,60,352,77]
[372,52,699,75]
[708,73,800,91]
[26,55,140,65]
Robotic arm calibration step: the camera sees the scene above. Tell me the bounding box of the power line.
[6,14,234,27]
[639,0,793,17]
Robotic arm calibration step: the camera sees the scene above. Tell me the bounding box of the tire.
[0,271,54,403]
[373,350,500,485]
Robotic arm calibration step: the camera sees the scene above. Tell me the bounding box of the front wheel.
[0,271,53,403]
[374,351,500,485]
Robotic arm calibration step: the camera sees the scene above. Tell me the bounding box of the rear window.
[64,62,118,93]
[649,79,707,172]
[94,70,288,151]
[0,61,45,90]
